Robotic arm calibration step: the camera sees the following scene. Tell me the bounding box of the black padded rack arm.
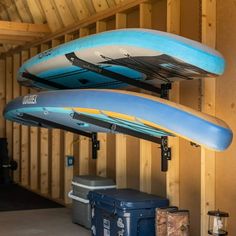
[72,112,162,145]
[65,52,162,94]
[20,113,100,159]
[22,72,70,90]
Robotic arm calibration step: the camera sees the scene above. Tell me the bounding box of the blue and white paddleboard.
[4,89,232,151]
[18,29,225,90]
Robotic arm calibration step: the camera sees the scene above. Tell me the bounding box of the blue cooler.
[88,188,169,236]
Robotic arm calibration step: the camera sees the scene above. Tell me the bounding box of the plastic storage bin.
[68,175,116,229]
[88,188,169,236]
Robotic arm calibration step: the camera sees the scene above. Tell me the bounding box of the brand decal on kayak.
[22,95,38,105]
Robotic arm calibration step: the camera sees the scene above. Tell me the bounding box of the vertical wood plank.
[96,20,107,33]
[50,39,61,199]
[139,2,152,193]
[166,0,180,206]
[140,140,152,193]
[39,43,50,194]
[80,28,89,37]
[20,50,30,187]
[115,13,127,29]
[79,136,89,175]
[96,134,107,177]
[29,47,39,190]
[201,0,216,234]
[115,12,128,187]
[5,56,13,162]
[116,134,127,188]
[63,34,75,203]
[64,131,74,204]
[96,21,108,177]
[0,59,6,138]
[140,2,152,28]
[12,53,21,183]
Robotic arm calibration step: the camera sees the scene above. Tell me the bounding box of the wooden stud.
[5,56,13,163]
[166,0,180,206]
[64,131,74,204]
[96,21,108,177]
[51,128,61,198]
[115,13,127,29]
[96,133,107,177]
[20,50,30,187]
[139,2,152,193]
[96,20,107,33]
[63,34,75,203]
[139,2,152,28]
[0,59,6,138]
[50,39,62,199]
[167,83,180,205]
[12,53,21,183]
[79,136,90,175]
[116,134,127,188]
[140,140,152,193]
[39,43,50,194]
[80,28,90,37]
[29,47,39,190]
[114,10,128,188]
[201,0,216,234]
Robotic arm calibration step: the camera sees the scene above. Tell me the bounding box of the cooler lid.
[88,189,169,210]
[72,175,115,187]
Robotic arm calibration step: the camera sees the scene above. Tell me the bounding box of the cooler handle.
[71,181,116,190]
[68,190,89,204]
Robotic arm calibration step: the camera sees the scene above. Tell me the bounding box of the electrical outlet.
[66,155,74,167]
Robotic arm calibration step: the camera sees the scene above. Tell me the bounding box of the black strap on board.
[65,52,162,94]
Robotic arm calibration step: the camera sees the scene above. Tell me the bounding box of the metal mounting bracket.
[91,133,100,160]
[160,84,172,172]
[161,136,171,172]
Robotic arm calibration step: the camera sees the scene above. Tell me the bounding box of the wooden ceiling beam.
[0,20,50,36]
[0,39,27,45]
[0,34,37,42]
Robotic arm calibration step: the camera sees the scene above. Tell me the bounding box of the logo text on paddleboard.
[22,95,38,105]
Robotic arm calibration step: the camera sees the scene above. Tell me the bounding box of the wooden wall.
[215,0,236,233]
[0,0,236,235]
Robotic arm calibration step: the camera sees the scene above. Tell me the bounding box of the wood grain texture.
[166,0,180,207]
[0,59,6,138]
[5,56,13,164]
[201,0,216,235]
[20,50,29,187]
[12,53,21,183]
[116,134,127,188]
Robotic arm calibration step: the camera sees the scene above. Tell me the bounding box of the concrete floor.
[0,208,90,236]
